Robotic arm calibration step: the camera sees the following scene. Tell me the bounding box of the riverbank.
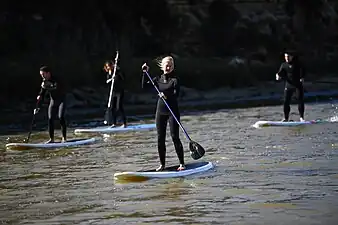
[2,77,338,134]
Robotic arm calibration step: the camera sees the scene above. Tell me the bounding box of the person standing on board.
[103,60,127,128]
[141,56,185,171]
[34,65,68,143]
[276,51,306,122]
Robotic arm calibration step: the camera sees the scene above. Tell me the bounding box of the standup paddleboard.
[74,123,156,134]
[114,161,214,182]
[252,119,327,128]
[5,137,97,150]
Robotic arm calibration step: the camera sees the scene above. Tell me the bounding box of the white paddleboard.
[114,161,214,182]
[252,119,326,128]
[74,123,156,134]
[5,137,97,150]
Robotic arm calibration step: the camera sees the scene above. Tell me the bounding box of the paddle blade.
[189,141,205,160]
[104,108,111,125]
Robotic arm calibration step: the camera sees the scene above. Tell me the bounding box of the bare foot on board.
[45,139,54,144]
[156,165,165,171]
[177,164,185,171]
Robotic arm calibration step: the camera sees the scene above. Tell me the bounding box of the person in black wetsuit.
[141,56,185,171]
[276,51,306,122]
[103,60,127,128]
[34,66,68,143]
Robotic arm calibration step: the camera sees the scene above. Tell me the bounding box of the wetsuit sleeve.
[173,78,180,97]
[54,75,70,99]
[276,63,286,79]
[36,86,46,108]
[141,72,158,89]
[106,72,111,81]
[141,72,146,89]
[119,70,125,81]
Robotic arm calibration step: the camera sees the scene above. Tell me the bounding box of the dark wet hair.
[105,60,114,66]
[103,60,120,71]
[285,48,301,57]
[284,49,300,62]
[40,65,51,73]
[103,60,112,69]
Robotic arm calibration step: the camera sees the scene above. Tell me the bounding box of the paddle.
[143,71,205,160]
[104,51,119,125]
[24,106,39,143]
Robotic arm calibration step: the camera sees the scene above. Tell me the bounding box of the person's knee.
[283,102,290,107]
[174,139,183,149]
[170,130,180,141]
[298,95,304,102]
[157,132,166,142]
[59,116,66,124]
[48,114,56,122]
[158,136,165,142]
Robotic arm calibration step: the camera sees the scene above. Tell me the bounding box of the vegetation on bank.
[1,0,337,103]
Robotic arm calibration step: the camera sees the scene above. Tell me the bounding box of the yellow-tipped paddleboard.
[114,161,214,182]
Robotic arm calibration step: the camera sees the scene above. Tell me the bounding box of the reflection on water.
[1,102,338,224]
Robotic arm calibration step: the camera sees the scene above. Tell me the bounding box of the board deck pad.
[252,119,327,128]
[5,137,97,150]
[114,161,214,182]
[74,123,156,134]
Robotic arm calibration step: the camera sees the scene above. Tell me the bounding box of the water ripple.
[1,103,338,224]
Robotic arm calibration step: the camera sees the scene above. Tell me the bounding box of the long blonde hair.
[156,56,174,73]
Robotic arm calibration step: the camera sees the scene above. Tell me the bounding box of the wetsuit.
[141,71,184,167]
[276,59,306,120]
[107,68,126,125]
[37,76,67,140]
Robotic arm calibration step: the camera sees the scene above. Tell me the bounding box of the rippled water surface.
[1,102,338,225]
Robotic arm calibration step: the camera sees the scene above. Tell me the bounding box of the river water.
[1,101,338,225]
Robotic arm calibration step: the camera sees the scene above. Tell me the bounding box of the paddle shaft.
[26,114,35,143]
[144,71,192,142]
[26,99,40,143]
[107,51,119,108]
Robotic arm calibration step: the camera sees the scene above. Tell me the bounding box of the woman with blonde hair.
[141,56,185,171]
